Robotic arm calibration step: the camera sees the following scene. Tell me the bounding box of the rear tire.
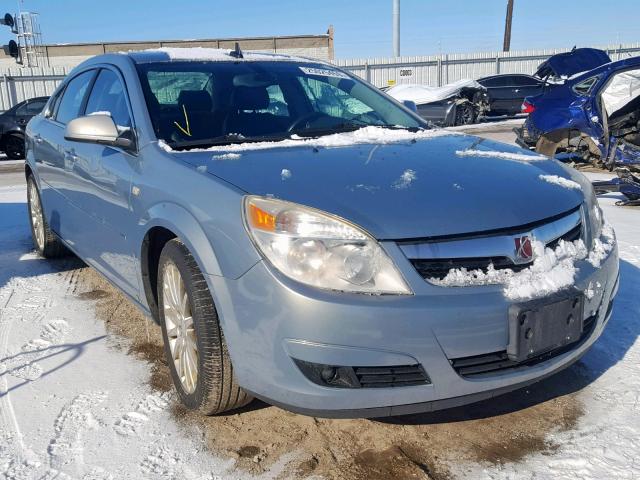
[5,134,25,160]
[158,239,252,415]
[27,176,67,258]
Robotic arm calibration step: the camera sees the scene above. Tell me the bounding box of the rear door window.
[55,70,95,124]
[85,69,132,129]
[15,99,47,116]
[481,77,509,88]
[512,75,541,87]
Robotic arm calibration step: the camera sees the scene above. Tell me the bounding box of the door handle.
[34,134,43,144]
[64,149,78,161]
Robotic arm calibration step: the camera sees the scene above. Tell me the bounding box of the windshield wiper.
[293,122,366,138]
[293,122,424,138]
[169,133,289,150]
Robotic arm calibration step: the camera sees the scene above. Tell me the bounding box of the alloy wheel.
[28,181,45,251]
[162,261,198,394]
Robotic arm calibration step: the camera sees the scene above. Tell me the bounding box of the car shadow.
[0,335,106,398]
[379,259,639,425]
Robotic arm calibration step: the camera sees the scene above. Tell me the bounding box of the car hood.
[176,134,585,240]
[386,79,485,105]
[535,48,611,79]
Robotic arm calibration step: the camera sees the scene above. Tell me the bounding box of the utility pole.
[393,0,400,57]
[503,0,514,52]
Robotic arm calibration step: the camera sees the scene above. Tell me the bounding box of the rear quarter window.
[572,76,599,95]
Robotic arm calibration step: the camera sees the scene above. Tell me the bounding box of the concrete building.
[0,27,335,69]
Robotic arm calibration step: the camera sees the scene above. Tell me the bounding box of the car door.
[65,66,141,298]
[34,69,97,245]
[480,76,512,115]
[15,98,48,128]
[510,76,545,115]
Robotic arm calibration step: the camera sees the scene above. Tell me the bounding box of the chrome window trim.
[399,209,582,265]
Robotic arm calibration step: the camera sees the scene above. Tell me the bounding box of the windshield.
[135,61,425,148]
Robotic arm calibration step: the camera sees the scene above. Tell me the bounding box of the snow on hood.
[158,126,456,154]
[385,79,485,105]
[601,68,640,116]
[456,149,547,162]
[432,224,616,301]
[163,135,586,240]
[539,174,582,190]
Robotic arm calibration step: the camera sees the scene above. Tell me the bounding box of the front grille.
[407,216,583,282]
[546,223,582,250]
[411,256,530,281]
[353,365,430,388]
[293,359,430,389]
[450,313,597,378]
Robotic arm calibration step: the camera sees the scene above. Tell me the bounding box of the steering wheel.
[287,112,328,133]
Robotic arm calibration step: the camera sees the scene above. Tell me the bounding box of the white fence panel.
[0,66,70,111]
[334,43,640,88]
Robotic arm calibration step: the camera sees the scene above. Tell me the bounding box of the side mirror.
[403,100,418,113]
[65,114,133,149]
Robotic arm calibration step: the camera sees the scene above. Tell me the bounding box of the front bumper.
[206,241,619,418]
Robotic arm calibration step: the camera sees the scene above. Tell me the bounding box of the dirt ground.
[72,265,589,480]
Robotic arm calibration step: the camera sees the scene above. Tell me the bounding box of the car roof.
[571,54,640,82]
[127,47,322,65]
[479,73,537,80]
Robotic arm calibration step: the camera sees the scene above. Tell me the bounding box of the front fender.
[140,201,227,277]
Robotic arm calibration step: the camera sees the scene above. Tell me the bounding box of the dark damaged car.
[385,79,489,126]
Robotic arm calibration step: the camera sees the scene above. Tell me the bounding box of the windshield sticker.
[299,66,350,79]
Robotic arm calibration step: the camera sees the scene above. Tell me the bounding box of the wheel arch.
[139,203,225,322]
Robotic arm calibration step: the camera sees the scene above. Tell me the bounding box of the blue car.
[516,48,640,168]
[25,48,618,418]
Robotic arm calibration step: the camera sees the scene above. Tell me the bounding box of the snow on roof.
[158,126,456,155]
[129,47,316,64]
[385,79,485,105]
[430,223,616,301]
[456,149,547,162]
[539,174,582,190]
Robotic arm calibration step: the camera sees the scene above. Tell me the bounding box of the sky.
[10,0,640,59]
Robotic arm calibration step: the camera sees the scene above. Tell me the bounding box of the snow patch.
[211,152,242,161]
[392,169,417,189]
[280,168,292,180]
[588,223,616,268]
[159,126,454,154]
[539,174,582,190]
[136,47,310,64]
[431,226,615,301]
[456,149,547,161]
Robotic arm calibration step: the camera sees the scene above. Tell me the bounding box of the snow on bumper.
[203,231,618,417]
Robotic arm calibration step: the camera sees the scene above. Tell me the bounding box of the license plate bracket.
[507,292,584,363]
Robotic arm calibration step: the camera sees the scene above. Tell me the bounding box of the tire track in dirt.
[77,265,587,480]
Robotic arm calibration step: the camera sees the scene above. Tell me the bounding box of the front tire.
[454,103,476,126]
[158,239,252,415]
[27,176,67,258]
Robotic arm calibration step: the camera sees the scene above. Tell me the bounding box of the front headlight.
[243,196,412,295]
